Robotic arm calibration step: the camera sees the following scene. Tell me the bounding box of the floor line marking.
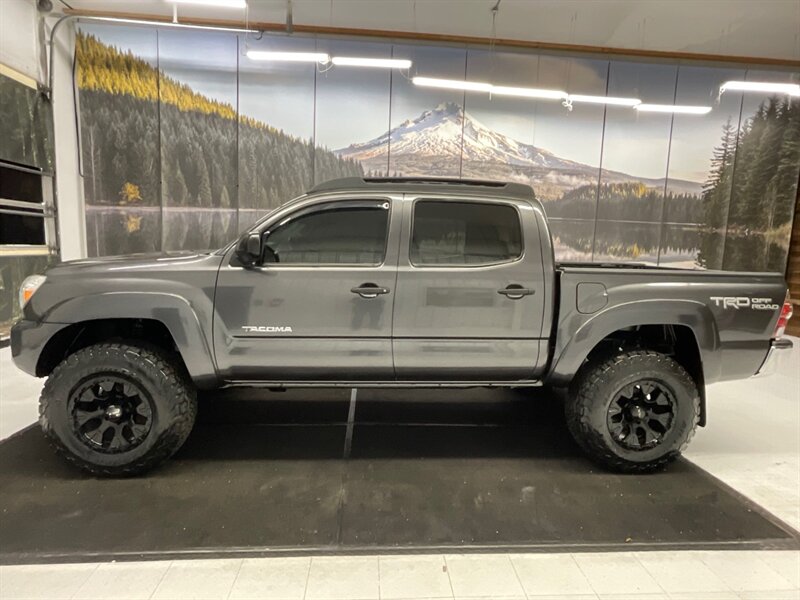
[342,388,357,459]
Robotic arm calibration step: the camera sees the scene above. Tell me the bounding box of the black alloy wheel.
[41,343,197,476]
[69,375,154,454]
[564,349,700,473]
[606,379,676,451]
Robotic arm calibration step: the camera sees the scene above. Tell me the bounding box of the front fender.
[41,292,218,388]
[546,299,721,387]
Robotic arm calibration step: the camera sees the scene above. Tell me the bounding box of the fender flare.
[546,299,721,388]
[42,292,218,388]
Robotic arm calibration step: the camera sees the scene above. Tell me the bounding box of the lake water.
[84,207,789,273]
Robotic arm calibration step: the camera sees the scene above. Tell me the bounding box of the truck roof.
[309,177,537,202]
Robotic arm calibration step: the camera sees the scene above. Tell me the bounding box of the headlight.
[19,275,46,308]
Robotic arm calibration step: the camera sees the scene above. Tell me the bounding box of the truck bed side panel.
[548,267,787,386]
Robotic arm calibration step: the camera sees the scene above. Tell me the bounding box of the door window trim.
[238,197,393,269]
[408,197,525,269]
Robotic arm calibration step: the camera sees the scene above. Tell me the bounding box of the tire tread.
[565,349,700,473]
[40,342,197,477]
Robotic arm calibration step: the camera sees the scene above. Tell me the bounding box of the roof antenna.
[286,0,293,33]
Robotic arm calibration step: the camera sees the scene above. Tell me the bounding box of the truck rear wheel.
[565,349,700,473]
[39,342,197,476]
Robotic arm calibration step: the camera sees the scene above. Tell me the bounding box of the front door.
[214,197,399,381]
[392,197,545,380]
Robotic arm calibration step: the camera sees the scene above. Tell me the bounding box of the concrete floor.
[0,340,798,599]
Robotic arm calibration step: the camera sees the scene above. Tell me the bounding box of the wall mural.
[75,24,800,272]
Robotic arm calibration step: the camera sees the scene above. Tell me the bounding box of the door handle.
[498,285,535,300]
[351,283,390,298]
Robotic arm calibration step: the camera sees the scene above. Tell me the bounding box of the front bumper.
[10,319,71,377]
[754,338,794,377]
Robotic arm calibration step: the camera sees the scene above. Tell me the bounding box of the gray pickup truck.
[11,178,794,476]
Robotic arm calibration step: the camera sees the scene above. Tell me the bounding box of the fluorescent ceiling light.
[83,16,257,33]
[168,0,247,7]
[491,85,567,100]
[720,80,800,96]
[635,103,712,114]
[331,57,412,69]
[412,77,492,92]
[246,51,330,63]
[568,94,641,106]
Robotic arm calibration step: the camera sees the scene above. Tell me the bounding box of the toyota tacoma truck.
[11,178,794,476]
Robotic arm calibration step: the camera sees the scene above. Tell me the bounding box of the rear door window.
[410,200,522,266]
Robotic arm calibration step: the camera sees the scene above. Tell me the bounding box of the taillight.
[774,291,793,339]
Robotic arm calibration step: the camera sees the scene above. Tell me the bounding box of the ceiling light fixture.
[331,57,412,69]
[246,50,330,63]
[567,94,641,106]
[412,77,492,92]
[491,85,567,100]
[167,0,247,8]
[720,80,800,96]
[635,104,712,114]
[84,16,258,33]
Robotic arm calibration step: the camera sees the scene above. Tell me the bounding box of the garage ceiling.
[58,0,800,63]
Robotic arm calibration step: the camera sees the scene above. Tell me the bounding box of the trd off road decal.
[241,326,294,333]
[710,296,779,310]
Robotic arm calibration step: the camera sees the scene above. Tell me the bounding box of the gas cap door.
[577,282,608,314]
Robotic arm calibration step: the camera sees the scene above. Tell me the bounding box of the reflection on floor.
[0,339,798,599]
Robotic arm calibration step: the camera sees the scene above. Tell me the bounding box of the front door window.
[262,201,389,266]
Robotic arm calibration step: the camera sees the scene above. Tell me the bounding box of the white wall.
[62,0,800,62]
[48,18,86,261]
[0,0,40,81]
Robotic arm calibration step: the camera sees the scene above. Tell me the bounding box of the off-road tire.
[40,342,197,476]
[565,350,700,473]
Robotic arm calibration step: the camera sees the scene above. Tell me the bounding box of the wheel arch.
[547,300,718,424]
[34,293,219,389]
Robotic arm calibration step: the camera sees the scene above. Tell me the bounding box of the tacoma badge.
[241,326,294,333]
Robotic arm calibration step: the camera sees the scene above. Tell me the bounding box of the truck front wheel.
[565,350,700,473]
[39,342,197,476]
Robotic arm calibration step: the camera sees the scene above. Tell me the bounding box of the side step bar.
[222,380,543,389]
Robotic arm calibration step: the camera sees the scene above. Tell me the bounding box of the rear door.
[214,196,400,381]
[392,196,545,380]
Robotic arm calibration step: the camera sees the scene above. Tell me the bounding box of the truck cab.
[214,178,553,384]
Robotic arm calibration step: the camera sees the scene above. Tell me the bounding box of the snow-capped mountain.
[338,102,582,169]
[336,102,701,199]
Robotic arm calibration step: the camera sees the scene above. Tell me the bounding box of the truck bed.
[549,263,787,387]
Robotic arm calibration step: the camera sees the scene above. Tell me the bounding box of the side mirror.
[236,232,262,266]
[246,232,262,257]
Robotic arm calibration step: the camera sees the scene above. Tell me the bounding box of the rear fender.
[547,299,720,388]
